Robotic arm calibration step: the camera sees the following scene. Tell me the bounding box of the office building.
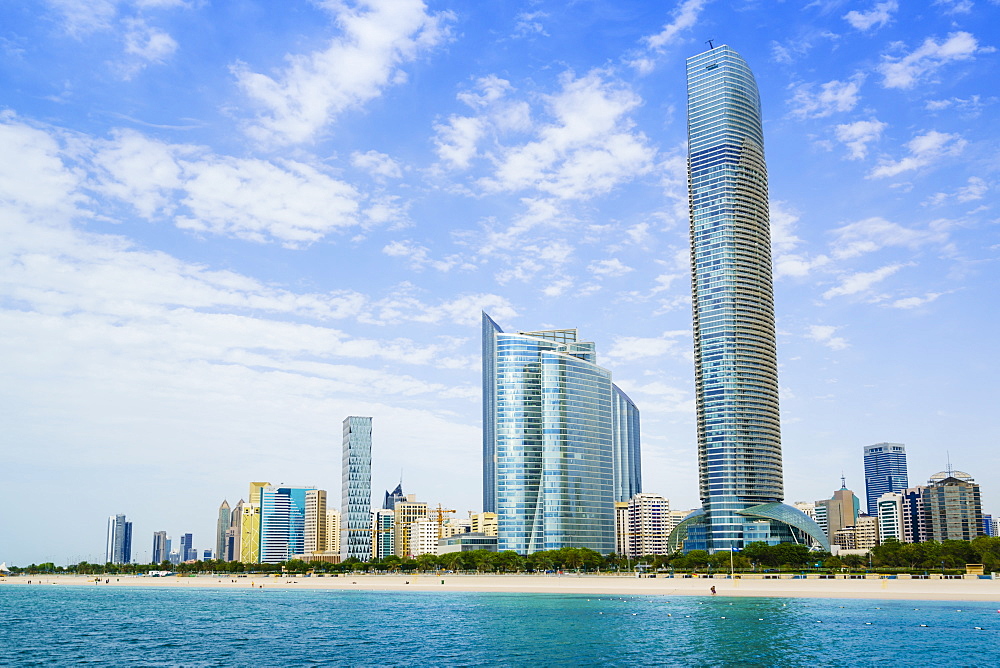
[105,514,133,565]
[668,45,827,553]
[924,470,984,542]
[382,483,405,511]
[616,493,672,557]
[877,492,905,543]
[215,500,231,563]
[863,443,909,515]
[180,533,194,562]
[224,499,244,561]
[410,519,439,557]
[815,481,860,544]
[239,482,269,564]
[304,489,328,554]
[482,313,641,555]
[372,509,394,560]
[326,510,341,555]
[439,533,498,554]
[833,515,878,550]
[151,530,168,564]
[393,499,428,559]
[341,416,373,562]
[259,485,314,563]
[983,514,993,538]
[470,512,498,537]
[902,486,929,543]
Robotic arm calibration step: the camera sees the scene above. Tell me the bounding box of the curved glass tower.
[674,45,827,553]
[482,313,640,555]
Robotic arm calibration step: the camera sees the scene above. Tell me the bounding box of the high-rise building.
[482,313,641,555]
[834,515,878,550]
[225,499,244,561]
[983,514,993,538]
[179,533,194,562]
[616,493,673,557]
[151,530,168,564]
[863,443,909,515]
[341,416,373,562]
[410,519,439,557]
[304,489,328,554]
[670,45,827,553]
[382,483,405,511]
[902,486,929,543]
[393,499,428,559]
[877,492,905,543]
[106,514,133,565]
[259,485,314,563]
[215,500,231,562]
[470,512,498,537]
[924,470,984,542]
[371,509,394,560]
[326,510,341,555]
[239,501,262,563]
[815,481,860,545]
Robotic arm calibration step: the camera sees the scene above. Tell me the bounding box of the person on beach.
[710,586,717,595]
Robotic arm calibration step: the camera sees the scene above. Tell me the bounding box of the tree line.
[11,537,1000,575]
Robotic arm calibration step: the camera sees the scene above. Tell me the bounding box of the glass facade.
[341,416,372,562]
[482,312,641,555]
[259,486,312,563]
[863,442,909,515]
[680,46,825,552]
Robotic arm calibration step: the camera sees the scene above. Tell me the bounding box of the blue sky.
[1,0,997,565]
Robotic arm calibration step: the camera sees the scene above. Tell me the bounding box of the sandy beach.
[6,573,1000,601]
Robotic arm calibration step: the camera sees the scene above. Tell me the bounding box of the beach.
[6,573,1000,601]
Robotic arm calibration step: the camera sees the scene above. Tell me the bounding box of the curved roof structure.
[736,502,830,551]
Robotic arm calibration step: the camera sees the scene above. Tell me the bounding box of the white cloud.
[935,0,974,14]
[618,380,694,413]
[433,76,531,170]
[834,119,887,159]
[234,0,454,145]
[789,76,864,118]
[46,0,117,36]
[644,0,710,51]
[822,263,908,299]
[843,1,898,31]
[382,240,469,272]
[513,11,548,38]
[829,217,948,259]
[770,200,831,279]
[869,130,966,178]
[890,292,945,309]
[807,325,849,350]
[925,177,990,206]
[434,115,486,169]
[122,17,177,63]
[588,258,634,278]
[606,331,689,362]
[481,70,655,200]
[351,150,403,179]
[878,31,985,89]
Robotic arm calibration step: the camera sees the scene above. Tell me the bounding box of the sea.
[1,585,997,666]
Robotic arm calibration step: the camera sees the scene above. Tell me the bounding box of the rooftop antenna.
[946,451,953,476]
[706,39,715,49]
[840,472,847,489]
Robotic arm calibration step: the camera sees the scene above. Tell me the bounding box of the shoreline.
[5,573,1000,601]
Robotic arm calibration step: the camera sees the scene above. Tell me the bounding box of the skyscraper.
[924,469,984,541]
[215,500,231,562]
[179,533,194,562]
[482,313,641,555]
[152,530,168,564]
[341,416,373,562]
[105,514,133,565]
[670,45,827,553]
[259,485,313,563]
[863,443,908,515]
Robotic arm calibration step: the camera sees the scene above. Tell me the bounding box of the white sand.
[6,573,1000,601]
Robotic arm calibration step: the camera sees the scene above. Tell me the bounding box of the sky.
[1,0,998,565]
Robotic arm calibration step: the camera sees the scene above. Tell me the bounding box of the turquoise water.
[1,586,997,666]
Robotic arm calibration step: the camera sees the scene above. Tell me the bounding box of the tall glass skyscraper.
[482,312,641,555]
[341,416,373,562]
[863,442,908,515]
[105,514,132,565]
[671,45,827,553]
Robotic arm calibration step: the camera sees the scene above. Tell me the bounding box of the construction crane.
[432,504,456,539]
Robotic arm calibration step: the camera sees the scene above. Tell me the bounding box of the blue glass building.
[671,45,827,553]
[341,416,373,562]
[482,312,641,555]
[259,485,312,563]
[863,442,908,515]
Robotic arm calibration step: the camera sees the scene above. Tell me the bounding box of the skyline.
[1,1,998,565]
